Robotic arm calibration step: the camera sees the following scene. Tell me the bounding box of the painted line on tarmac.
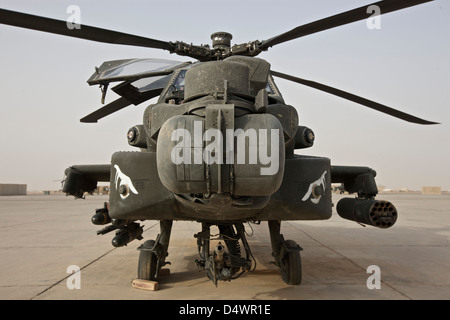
[31,222,159,299]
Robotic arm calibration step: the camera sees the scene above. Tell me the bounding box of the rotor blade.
[271,70,438,125]
[260,0,434,50]
[0,8,174,51]
[80,97,132,123]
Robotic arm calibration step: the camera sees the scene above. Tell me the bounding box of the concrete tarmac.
[0,193,448,300]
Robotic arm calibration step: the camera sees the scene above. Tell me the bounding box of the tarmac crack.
[30,222,159,300]
[31,247,117,299]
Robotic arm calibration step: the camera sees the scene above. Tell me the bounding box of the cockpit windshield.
[172,69,187,92]
[86,57,283,106]
[87,58,189,85]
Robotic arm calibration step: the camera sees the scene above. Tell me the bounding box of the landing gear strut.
[137,220,173,281]
[269,220,302,285]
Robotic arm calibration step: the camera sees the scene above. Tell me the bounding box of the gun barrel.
[215,242,225,263]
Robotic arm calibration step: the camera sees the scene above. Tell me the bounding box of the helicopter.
[0,0,438,287]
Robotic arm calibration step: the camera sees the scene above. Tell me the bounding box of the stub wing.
[62,164,110,198]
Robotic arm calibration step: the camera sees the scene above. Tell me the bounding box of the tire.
[138,240,157,281]
[280,240,302,285]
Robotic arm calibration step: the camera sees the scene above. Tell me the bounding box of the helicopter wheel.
[138,240,158,281]
[280,240,302,285]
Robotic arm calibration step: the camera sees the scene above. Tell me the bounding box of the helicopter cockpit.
[81,58,285,123]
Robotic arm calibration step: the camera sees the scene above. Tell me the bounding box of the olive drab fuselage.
[2,1,434,286]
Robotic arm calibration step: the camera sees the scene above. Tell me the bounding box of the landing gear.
[137,220,173,281]
[138,240,157,280]
[280,239,302,285]
[136,219,303,286]
[269,220,302,285]
[194,222,255,286]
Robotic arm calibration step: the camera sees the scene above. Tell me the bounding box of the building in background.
[0,184,27,196]
[422,186,442,195]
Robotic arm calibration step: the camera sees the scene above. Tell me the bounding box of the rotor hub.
[210,32,233,50]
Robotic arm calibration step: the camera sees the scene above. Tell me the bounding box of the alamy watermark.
[366,265,381,289]
[66,265,81,289]
[66,5,81,30]
[367,5,381,30]
[170,121,280,176]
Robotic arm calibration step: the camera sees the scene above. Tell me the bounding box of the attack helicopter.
[0,0,438,287]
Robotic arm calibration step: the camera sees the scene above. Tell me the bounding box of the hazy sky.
[0,0,449,191]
